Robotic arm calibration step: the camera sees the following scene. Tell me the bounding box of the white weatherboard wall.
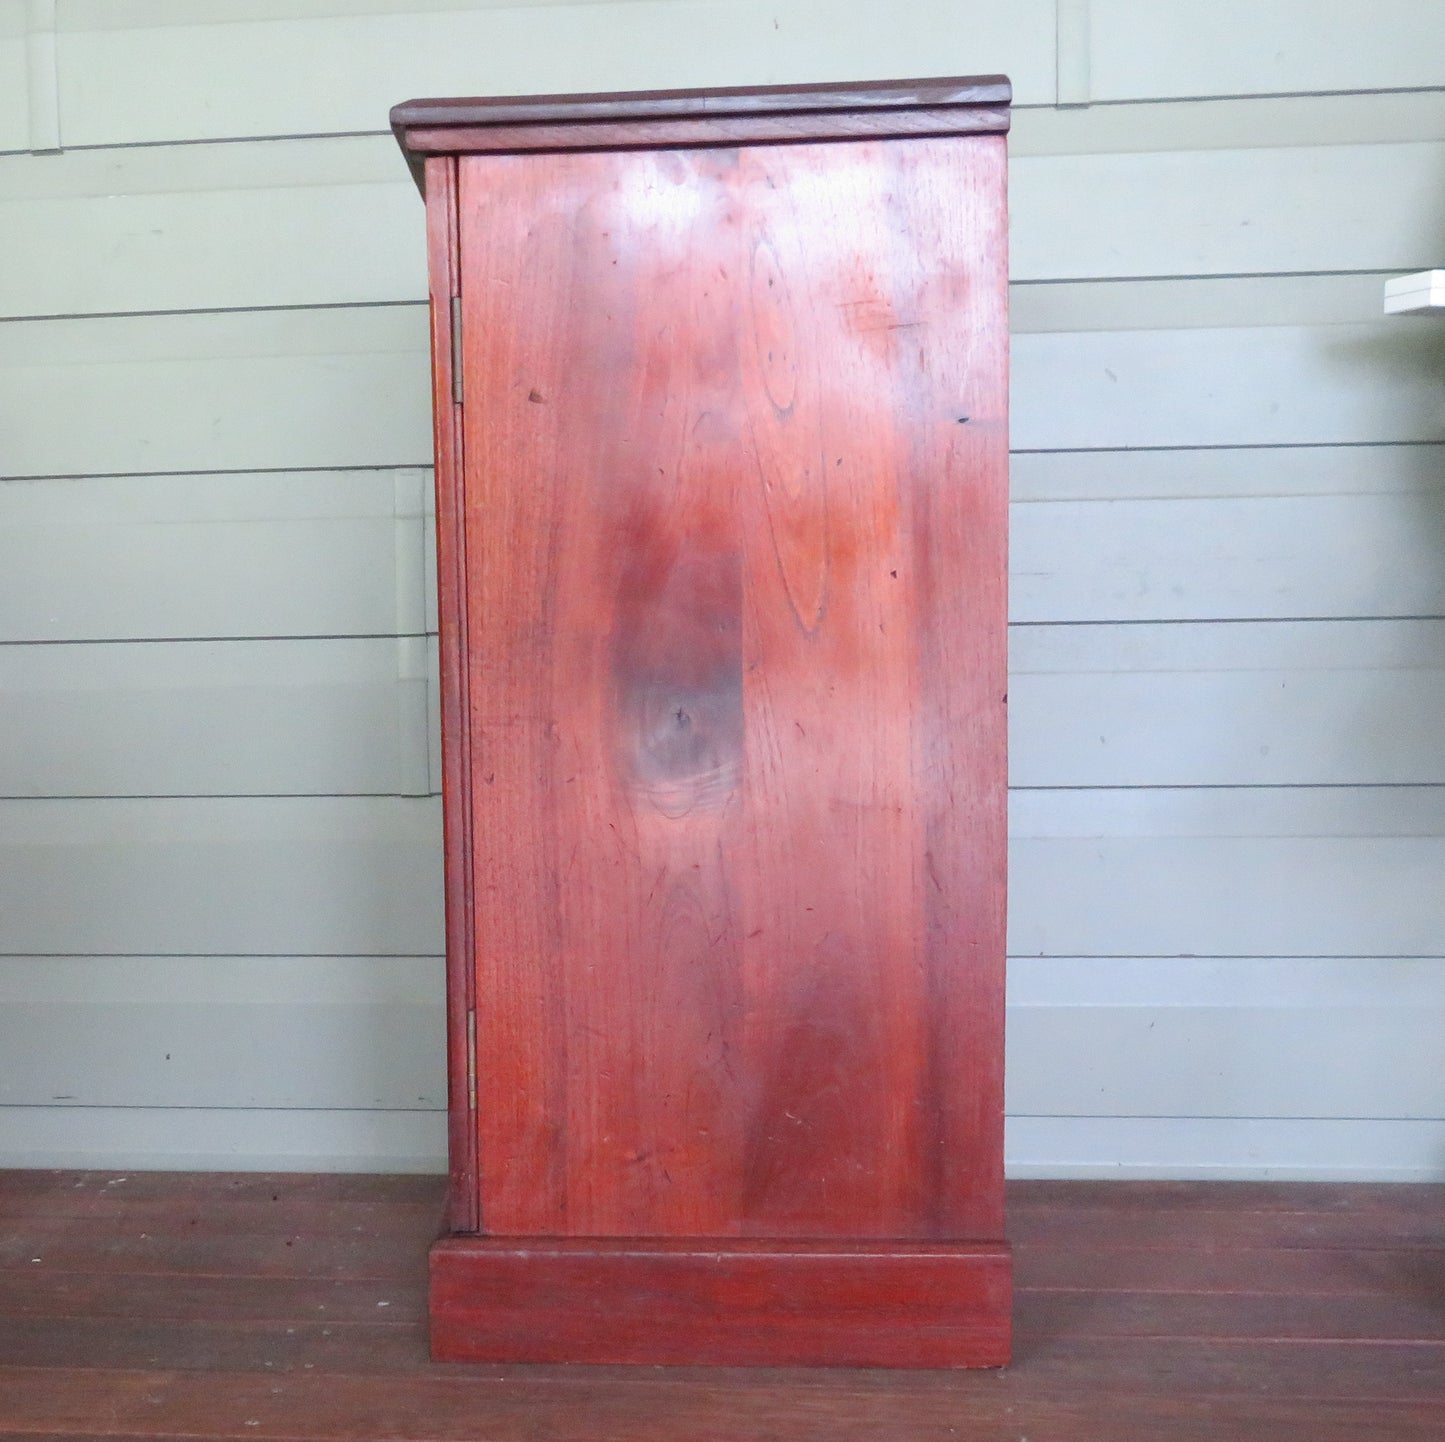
[2,0,1444,1180]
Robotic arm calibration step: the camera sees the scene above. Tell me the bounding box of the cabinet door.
[456,136,1008,1240]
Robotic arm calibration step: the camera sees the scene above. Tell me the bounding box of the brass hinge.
[465,1007,477,1113]
[450,294,463,406]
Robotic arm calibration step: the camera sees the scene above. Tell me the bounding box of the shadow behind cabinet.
[392,75,1013,1368]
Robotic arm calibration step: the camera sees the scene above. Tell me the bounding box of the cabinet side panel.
[424,155,478,1233]
[458,137,1006,1240]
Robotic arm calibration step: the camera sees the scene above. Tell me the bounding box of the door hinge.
[465,1006,477,1113]
[450,294,463,406]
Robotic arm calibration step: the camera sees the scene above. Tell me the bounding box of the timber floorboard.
[0,1173,1441,1440]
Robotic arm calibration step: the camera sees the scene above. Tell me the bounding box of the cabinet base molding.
[430,1236,1012,1368]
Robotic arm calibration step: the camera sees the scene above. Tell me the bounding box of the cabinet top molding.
[391,74,1012,190]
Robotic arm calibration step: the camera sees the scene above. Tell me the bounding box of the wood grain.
[431,1238,1011,1367]
[393,76,1011,130]
[455,134,1008,1245]
[393,77,1010,185]
[402,108,1011,163]
[1,1173,1443,1440]
[423,154,478,1238]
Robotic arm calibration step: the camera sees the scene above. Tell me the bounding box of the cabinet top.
[391,74,1010,191]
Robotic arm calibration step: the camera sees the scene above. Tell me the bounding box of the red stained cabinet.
[392,75,1013,1367]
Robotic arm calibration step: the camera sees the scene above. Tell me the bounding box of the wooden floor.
[0,1172,1442,1440]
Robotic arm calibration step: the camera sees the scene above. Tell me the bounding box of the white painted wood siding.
[2,0,1443,1179]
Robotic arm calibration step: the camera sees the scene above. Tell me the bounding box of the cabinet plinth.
[394,75,1013,1368]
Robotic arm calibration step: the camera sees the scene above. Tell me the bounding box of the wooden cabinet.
[392,75,1013,1368]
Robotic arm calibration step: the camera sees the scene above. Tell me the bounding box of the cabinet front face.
[456,135,1007,1242]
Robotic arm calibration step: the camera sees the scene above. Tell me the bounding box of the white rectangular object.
[1384,269,1445,314]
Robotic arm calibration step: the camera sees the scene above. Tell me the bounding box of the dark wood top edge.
[392,73,1010,146]
[400,107,1011,168]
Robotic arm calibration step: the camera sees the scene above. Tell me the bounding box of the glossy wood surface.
[423,155,478,1236]
[402,108,1012,161]
[430,1237,1011,1366]
[2,1173,1443,1440]
[391,76,1010,185]
[456,134,1008,1244]
[392,75,1011,130]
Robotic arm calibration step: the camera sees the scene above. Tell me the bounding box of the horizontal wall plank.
[1012,441,1445,502]
[1016,322,1445,451]
[4,953,1438,1127]
[1015,946,1445,1168]
[1092,0,1445,102]
[0,132,397,205]
[1016,783,1445,841]
[0,155,423,319]
[1,790,1442,961]
[1010,1009,1445,1123]
[1014,142,1445,282]
[1010,955,1445,1125]
[50,0,1054,148]
[1006,1116,1445,1182]
[0,952,439,1004]
[6,453,1437,647]
[0,180,421,320]
[1010,1011,1445,1121]
[0,797,444,956]
[0,469,432,643]
[1011,787,1445,959]
[0,636,435,797]
[23,618,1439,798]
[13,617,1441,797]
[9,308,1445,477]
[18,611,1444,803]
[1011,620,1445,787]
[0,1104,447,1172]
[10,141,1445,318]
[0,956,444,1110]
[0,307,433,476]
[1012,487,1445,622]
[1015,618,1445,670]
[1012,274,1395,335]
[1010,89,1445,156]
[1009,953,1445,1008]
